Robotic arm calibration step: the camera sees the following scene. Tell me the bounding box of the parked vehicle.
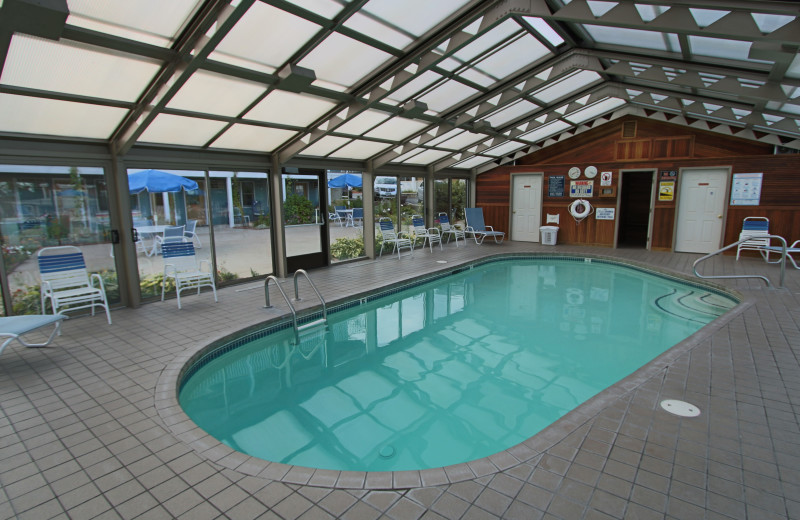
[374,177,397,198]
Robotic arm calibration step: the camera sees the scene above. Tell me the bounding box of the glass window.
[327,171,365,263]
[435,178,468,228]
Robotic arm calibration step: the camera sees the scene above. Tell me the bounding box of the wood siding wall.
[477,116,800,252]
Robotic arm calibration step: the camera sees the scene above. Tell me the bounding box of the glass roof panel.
[211,3,322,73]
[385,71,442,104]
[522,17,564,46]
[518,120,571,142]
[1,36,160,103]
[583,25,679,52]
[66,0,201,47]
[472,34,551,80]
[484,100,539,127]
[564,97,626,123]
[586,1,618,18]
[425,129,464,147]
[291,0,350,19]
[167,71,266,117]
[416,79,480,113]
[457,68,496,87]
[298,32,393,90]
[301,136,353,156]
[452,155,493,169]
[436,131,487,150]
[403,149,452,165]
[531,70,602,103]
[245,91,337,127]
[688,8,729,28]
[328,139,392,159]
[688,36,770,64]
[483,141,526,157]
[391,148,424,163]
[358,0,472,38]
[343,12,413,50]
[137,114,228,146]
[0,94,127,139]
[750,13,795,33]
[453,19,521,62]
[210,124,298,152]
[633,4,669,23]
[335,110,392,136]
[364,117,430,141]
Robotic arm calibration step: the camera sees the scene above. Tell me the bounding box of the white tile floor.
[1,241,798,519]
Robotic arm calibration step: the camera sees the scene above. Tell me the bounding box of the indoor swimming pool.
[179,257,738,472]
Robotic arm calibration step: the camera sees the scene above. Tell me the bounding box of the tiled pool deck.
[1,242,798,519]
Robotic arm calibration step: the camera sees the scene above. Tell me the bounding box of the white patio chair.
[38,246,112,324]
[184,220,202,248]
[161,242,218,309]
[438,212,465,247]
[378,218,413,259]
[465,207,505,244]
[154,225,185,255]
[736,216,771,261]
[412,215,442,252]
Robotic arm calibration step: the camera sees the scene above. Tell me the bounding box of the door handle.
[717,215,722,219]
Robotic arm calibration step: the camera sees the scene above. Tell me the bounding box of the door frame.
[284,168,330,273]
[509,172,544,242]
[673,166,731,253]
[615,168,657,249]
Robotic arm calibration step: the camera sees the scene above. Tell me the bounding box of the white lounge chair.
[412,215,442,252]
[763,240,800,269]
[438,212,465,246]
[378,218,413,259]
[736,217,771,261]
[0,315,64,355]
[38,246,112,324]
[465,207,505,244]
[161,242,218,309]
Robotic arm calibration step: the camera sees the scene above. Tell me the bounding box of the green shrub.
[284,193,315,225]
[218,266,238,282]
[140,272,174,299]
[331,237,365,260]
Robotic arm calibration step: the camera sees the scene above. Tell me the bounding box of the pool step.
[654,289,735,322]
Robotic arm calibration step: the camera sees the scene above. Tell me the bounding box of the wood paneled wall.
[477,115,800,251]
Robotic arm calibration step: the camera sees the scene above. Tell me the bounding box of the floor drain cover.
[660,399,700,417]
[436,260,447,263]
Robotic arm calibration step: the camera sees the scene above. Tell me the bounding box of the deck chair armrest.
[428,228,441,236]
[40,280,53,294]
[485,225,496,232]
[199,259,212,272]
[90,273,106,292]
[464,225,476,234]
[790,240,800,249]
[163,263,178,276]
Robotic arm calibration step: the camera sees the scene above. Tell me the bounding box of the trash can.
[540,226,559,245]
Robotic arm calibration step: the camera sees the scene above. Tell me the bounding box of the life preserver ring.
[569,199,592,220]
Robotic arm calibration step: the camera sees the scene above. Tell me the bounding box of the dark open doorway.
[618,171,654,248]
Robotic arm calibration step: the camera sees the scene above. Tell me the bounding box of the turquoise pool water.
[179,258,737,472]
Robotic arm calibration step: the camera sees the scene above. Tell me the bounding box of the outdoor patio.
[0,241,798,519]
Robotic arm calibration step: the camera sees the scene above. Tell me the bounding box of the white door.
[675,168,728,253]
[511,174,542,242]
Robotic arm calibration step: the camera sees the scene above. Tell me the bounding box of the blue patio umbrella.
[128,169,199,194]
[327,173,362,189]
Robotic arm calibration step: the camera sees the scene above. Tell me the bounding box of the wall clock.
[568,167,581,179]
[584,166,598,178]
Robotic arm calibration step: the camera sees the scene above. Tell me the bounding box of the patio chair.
[378,218,413,259]
[438,212,465,247]
[329,207,343,226]
[736,216,771,261]
[184,220,202,248]
[351,208,363,228]
[233,207,250,226]
[161,242,218,309]
[154,225,185,255]
[412,215,442,252]
[762,240,800,269]
[335,206,349,227]
[465,207,505,244]
[38,246,112,324]
[0,315,65,355]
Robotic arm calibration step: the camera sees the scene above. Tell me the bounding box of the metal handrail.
[264,275,300,342]
[293,269,327,321]
[692,234,787,288]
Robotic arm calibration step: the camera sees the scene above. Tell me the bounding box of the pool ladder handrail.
[264,270,327,342]
[692,234,787,288]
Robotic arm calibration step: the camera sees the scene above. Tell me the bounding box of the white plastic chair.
[161,242,218,309]
[438,212,465,247]
[412,215,442,252]
[378,218,413,259]
[38,246,112,324]
[154,225,185,255]
[184,220,201,248]
[736,217,771,261]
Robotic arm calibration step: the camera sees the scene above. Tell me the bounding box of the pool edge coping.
[154,252,748,490]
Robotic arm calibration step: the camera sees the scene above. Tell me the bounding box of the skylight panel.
[364,117,429,141]
[167,71,266,117]
[586,1,618,18]
[452,156,493,169]
[210,125,298,152]
[0,94,127,139]
[391,148,424,163]
[471,34,551,80]
[751,13,795,34]
[453,19,521,62]
[328,139,392,159]
[335,110,392,136]
[688,36,771,64]
[343,12,413,49]
[788,55,800,80]
[291,0,349,19]
[634,4,669,23]
[385,71,442,104]
[301,136,353,157]
[458,68,496,87]
[211,3,321,72]
[522,17,564,46]
[688,8,729,28]
[484,100,538,127]
[245,91,337,127]
[483,141,525,157]
[138,114,228,146]
[416,79,479,113]
[531,70,602,103]
[425,129,464,147]
[583,25,679,52]
[519,120,571,142]
[436,131,487,150]
[298,32,393,89]
[403,149,452,165]
[354,0,472,41]
[1,36,160,103]
[563,97,626,123]
[66,0,200,47]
